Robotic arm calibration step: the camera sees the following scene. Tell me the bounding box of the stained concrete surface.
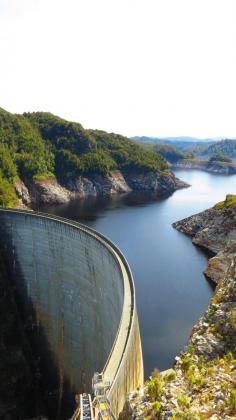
[0,210,143,418]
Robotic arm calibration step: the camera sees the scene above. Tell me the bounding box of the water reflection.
[41,192,167,222]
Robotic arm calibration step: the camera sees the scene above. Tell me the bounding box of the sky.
[0,0,236,138]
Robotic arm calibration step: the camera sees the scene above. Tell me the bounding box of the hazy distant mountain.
[132,136,217,144]
[132,136,216,152]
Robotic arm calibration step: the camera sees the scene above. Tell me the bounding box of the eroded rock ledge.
[173,198,236,284]
[14,170,188,208]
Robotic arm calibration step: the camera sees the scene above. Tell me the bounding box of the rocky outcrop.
[25,177,72,205]
[173,158,236,174]
[123,171,188,196]
[190,258,236,359]
[204,241,236,284]
[15,170,188,207]
[14,180,32,207]
[173,199,236,284]
[14,171,130,206]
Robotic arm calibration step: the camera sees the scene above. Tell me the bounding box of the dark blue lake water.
[41,170,236,377]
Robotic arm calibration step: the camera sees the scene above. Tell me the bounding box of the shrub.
[177,395,190,409]
[0,173,18,207]
[174,410,200,420]
[152,401,161,414]
[147,377,163,402]
[180,354,193,374]
[229,389,236,411]
[165,371,176,382]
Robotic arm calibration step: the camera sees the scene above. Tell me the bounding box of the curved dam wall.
[0,209,143,418]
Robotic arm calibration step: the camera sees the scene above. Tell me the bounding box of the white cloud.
[0,0,235,137]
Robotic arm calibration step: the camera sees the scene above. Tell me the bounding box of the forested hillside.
[144,142,193,163]
[0,108,168,207]
[202,139,236,159]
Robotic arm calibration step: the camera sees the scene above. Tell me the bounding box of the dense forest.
[0,108,168,207]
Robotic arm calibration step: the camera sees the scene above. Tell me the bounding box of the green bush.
[0,144,17,181]
[177,395,190,409]
[152,401,161,413]
[229,389,236,411]
[180,354,193,374]
[0,173,18,207]
[165,371,176,382]
[147,377,163,402]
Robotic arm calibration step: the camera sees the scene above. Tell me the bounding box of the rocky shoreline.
[173,159,236,175]
[120,197,236,419]
[14,170,188,209]
[173,197,236,284]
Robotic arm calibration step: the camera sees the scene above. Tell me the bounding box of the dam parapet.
[0,209,143,419]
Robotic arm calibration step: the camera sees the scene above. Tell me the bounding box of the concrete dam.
[0,209,143,419]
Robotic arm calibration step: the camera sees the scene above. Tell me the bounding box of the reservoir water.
[40,170,236,377]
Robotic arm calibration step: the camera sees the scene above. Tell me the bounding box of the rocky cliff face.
[173,159,236,175]
[123,171,187,195]
[173,197,236,284]
[121,197,236,419]
[14,170,188,207]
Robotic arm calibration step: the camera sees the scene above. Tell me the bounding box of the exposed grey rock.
[14,180,31,205]
[17,170,188,206]
[173,203,236,283]
[123,171,188,195]
[26,177,71,204]
[189,259,236,359]
[66,176,97,197]
[204,241,236,283]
